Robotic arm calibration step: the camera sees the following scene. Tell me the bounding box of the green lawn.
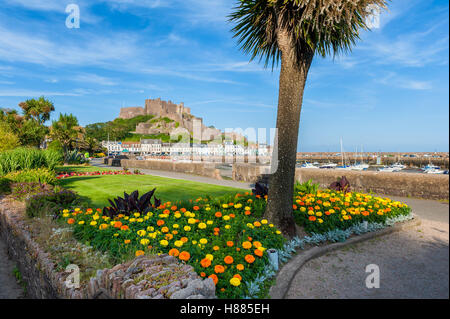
[58,174,246,208]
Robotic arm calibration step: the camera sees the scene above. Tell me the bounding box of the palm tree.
[230,0,386,237]
[19,96,55,125]
[50,113,80,155]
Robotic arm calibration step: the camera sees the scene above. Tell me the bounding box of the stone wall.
[232,164,450,200]
[121,159,223,180]
[0,199,216,299]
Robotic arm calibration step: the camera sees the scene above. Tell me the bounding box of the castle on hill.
[119,98,224,142]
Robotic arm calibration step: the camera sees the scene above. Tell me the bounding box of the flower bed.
[60,190,411,299]
[293,190,411,234]
[56,170,143,180]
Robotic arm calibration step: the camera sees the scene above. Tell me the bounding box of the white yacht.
[300,162,319,169]
[319,163,338,169]
[378,166,402,172]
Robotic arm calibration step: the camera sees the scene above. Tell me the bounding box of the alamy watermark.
[65,4,80,29]
[65,264,80,289]
[365,264,380,289]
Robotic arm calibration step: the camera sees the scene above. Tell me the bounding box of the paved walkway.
[286,197,449,299]
[0,239,25,299]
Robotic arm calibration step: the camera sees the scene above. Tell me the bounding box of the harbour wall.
[232,164,449,200]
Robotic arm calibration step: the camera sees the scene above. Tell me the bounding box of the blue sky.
[0,0,448,152]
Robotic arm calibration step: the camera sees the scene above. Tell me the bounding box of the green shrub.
[64,150,88,165]
[25,188,81,218]
[5,168,57,185]
[0,147,62,175]
[0,177,11,195]
[294,179,320,194]
[11,182,53,201]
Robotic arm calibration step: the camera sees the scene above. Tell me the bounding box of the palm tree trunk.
[264,32,314,238]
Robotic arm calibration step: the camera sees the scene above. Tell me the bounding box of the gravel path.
[0,239,25,299]
[286,202,449,299]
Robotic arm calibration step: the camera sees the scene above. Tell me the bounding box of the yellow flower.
[229,277,241,287]
[261,219,268,225]
[160,240,169,246]
[62,213,69,218]
[184,226,191,232]
[244,206,251,211]
[192,240,197,245]
[174,240,184,247]
[223,215,230,221]
[90,221,97,226]
[63,209,69,213]
[300,207,306,212]
[198,223,207,229]
[78,221,85,225]
[140,239,150,245]
[206,254,214,261]
[174,213,181,219]
[225,225,231,229]
[222,204,228,209]
[205,207,211,211]
[147,226,154,231]
[318,218,323,224]
[276,230,281,235]
[199,238,208,245]
[316,212,323,217]
[134,213,140,217]
[137,230,147,237]
[206,220,213,225]
[188,218,196,224]
[269,224,274,228]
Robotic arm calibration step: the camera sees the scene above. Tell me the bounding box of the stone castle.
[119,98,223,141]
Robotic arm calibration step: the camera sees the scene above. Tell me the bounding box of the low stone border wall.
[232,164,449,200]
[121,159,223,180]
[0,200,215,299]
[269,216,421,299]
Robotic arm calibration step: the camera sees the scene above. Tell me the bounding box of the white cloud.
[72,74,118,86]
[378,72,432,90]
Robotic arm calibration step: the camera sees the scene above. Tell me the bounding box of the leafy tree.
[230,0,386,237]
[19,96,55,125]
[0,108,48,148]
[50,113,80,155]
[0,122,20,151]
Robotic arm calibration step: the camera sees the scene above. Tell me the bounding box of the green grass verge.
[58,174,246,208]
[55,165,111,174]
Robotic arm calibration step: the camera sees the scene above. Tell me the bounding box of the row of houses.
[102,139,271,157]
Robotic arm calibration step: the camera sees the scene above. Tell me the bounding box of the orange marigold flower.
[157,220,165,226]
[215,212,222,218]
[242,241,252,249]
[293,204,297,210]
[179,251,190,261]
[245,255,255,264]
[124,239,131,244]
[113,221,122,228]
[171,206,177,211]
[169,248,180,257]
[233,274,242,281]
[180,208,186,213]
[200,272,206,277]
[193,206,200,211]
[254,249,263,257]
[213,246,220,251]
[181,237,188,243]
[120,225,129,231]
[135,250,145,257]
[67,218,75,225]
[161,226,169,233]
[245,210,251,216]
[163,209,170,214]
[236,264,244,271]
[226,241,234,247]
[253,241,262,248]
[247,236,253,241]
[308,216,316,222]
[224,256,234,264]
[200,258,211,268]
[208,274,218,285]
[214,227,220,232]
[214,265,225,274]
[229,214,235,218]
